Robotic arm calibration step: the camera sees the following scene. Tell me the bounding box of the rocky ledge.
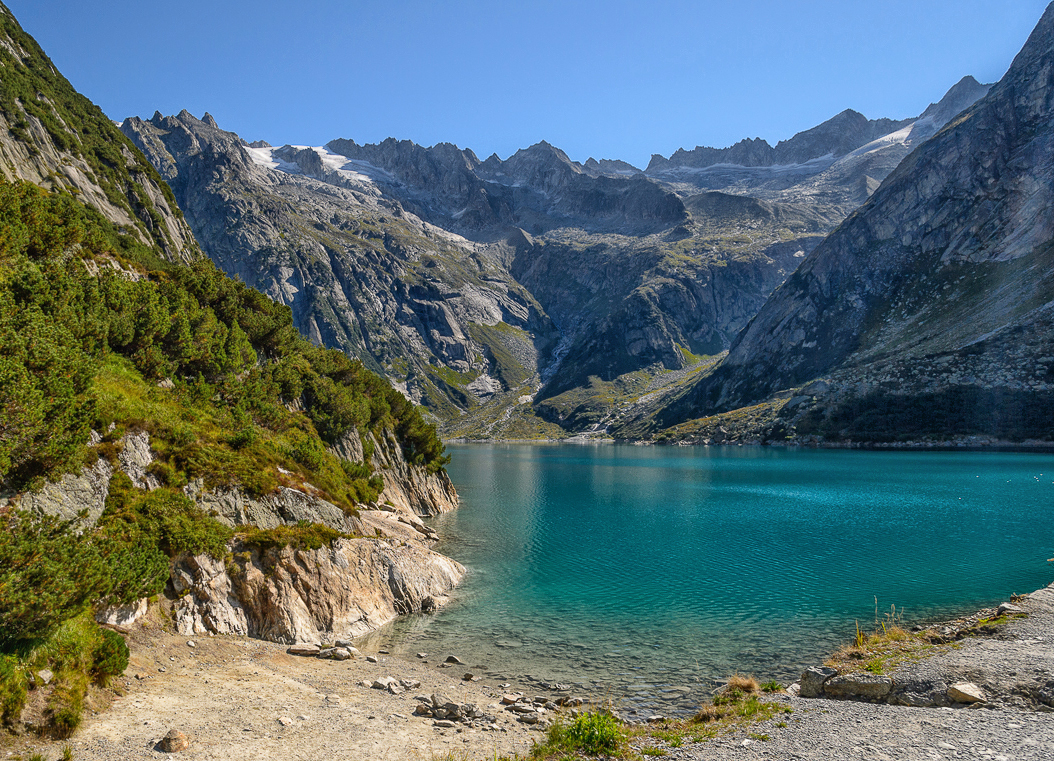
[793,587,1054,711]
[10,427,464,647]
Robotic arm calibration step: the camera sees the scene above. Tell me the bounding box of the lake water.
[364,444,1054,715]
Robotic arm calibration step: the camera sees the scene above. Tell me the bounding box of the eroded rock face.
[371,430,458,517]
[14,456,113,529]
[182,479,362,534]
[172,537,464,643]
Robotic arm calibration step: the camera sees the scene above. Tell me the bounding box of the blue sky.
[7,1,1049,168]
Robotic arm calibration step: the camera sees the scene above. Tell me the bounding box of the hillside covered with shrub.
[0,179,448,735]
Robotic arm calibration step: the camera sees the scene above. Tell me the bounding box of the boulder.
[287,644,320,657]
[948,682,986,704]
[889,680,950,707]
[159,729,189,752]
[799,666,838,698]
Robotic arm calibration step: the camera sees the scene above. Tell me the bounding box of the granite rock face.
[121,113,838,436]
[172,537,464,643]
[655,8,1054,435]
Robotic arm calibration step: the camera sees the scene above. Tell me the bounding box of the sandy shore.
[2,614,553,761]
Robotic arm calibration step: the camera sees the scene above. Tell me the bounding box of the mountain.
[119,63,988,439]
[647,7,1054,444]
[645,77,992,217]
[0,9,197,261]
[123,115,827,436]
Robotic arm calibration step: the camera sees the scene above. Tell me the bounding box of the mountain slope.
[646,77,992,216]
[0,5,197,261]
[648,4,1054,442]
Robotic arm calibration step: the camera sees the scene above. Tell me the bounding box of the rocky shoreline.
[3,580,1052,759]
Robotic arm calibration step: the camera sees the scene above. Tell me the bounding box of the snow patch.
[242,144,394,186]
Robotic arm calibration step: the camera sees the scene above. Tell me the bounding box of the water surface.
[366,444,1054,714]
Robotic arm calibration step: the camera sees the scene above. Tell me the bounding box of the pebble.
[365,655,378,663]
[445,655,464,664]
[186,640,196,648]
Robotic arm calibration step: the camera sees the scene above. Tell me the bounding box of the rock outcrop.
[171,536,463,643]
[372,430,458,517]
[12,426,463,645]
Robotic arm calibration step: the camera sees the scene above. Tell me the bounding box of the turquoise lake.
[365,444,1054,715]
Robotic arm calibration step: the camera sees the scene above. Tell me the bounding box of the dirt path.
[10,619,549,761]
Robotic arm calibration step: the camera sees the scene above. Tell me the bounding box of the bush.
[537,711,622,757]
[237,521,349,553]
[0,511,110,645]
[91,629,129,685]
[0,654,27,726]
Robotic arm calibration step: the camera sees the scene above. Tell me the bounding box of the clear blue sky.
[7,1,1049,168]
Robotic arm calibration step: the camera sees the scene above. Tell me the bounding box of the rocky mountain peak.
[918,75,992,125]
[653,1,1054,427]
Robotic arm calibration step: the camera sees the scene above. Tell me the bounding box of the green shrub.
[237,521,349,553]
[537,711,623,757]
[0,511,110,645]
[91,629,128,685]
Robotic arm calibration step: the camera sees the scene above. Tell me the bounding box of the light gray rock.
[287,644,321,657]
[997,602,1025,616]
[95,598,149,629]
[17,455,113,529]
[173,537,463,644]
[319,647,352,660]
[119,429,161,490]
[947,682,986,703]
[799,666,838,698]
[171,554,249,637]
[824,673,894,701]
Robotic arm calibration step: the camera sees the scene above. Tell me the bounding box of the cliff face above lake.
[647,5,1054,443]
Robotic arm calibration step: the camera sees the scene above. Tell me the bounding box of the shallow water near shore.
[365,444,1054,716]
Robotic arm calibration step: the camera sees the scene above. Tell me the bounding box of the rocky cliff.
[122,113,843,436]
[9,426,462,642]
[649,5,1054,442]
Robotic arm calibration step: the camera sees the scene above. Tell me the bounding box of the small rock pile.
[412,693,497,729]
[370,676,421,694]
[499,692,586,725]
[286,640,361,660]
